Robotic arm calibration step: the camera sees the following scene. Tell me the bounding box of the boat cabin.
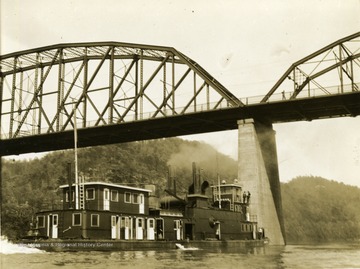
[35,182,154,240]
[33,163,260,242]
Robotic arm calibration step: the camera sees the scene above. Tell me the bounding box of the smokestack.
[67,162,73,209]
[192,162,199,194]
[173,179,176,195]
[197,167,201,193]
[167,165,172,190]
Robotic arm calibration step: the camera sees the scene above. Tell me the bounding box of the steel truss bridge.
[1,32,360,156]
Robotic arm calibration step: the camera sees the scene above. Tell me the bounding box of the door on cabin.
[47,215,51,238]
[156,218,164,240]
[111,215,121,239]
[136,218,144,240]
[51,214,58,239]
[174,220,183,240]
[121,217,130,240]
[147,218,155,240]
[139,194,144,214]
[104,188,110,210]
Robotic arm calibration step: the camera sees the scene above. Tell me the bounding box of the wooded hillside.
[281,176,360,243]
[1,138,237,238]
[1,138,360,243]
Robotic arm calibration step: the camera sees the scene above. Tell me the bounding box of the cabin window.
[125,192,131,203]
[65,191,75,202]
[138,218,143,227]
[91,214,100,227]
[86,188,95,200]
[53,215,58,226]
[37,215,45,228]
[111,190,118,202]
[132,193,139,204]
[148,219,154,228]
[72,213,82,226]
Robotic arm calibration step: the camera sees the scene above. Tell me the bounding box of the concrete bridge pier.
[237,119,285,245]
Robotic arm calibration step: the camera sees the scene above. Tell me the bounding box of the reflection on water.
[1,241,360,269]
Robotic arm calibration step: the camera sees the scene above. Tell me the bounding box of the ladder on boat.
[79,175,85,210]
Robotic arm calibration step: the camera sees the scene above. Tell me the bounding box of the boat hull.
[18,239,267,252]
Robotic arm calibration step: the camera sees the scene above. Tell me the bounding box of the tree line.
[1,138,359,242]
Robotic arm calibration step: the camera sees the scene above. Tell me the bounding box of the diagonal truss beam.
[60,47,112,131]
[13,49,60,138]
[261,32,360,103]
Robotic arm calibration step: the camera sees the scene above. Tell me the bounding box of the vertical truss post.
[83,50,88,128]
[109,46,115,123]
[38,67,44,135]
[292,69,296,93]
[57,49,64,132]
[18,72,23,125]
[350,59,355,91]
[193,71,197,112]
[135,58,139,120]
[9,57,17,138]
[163,61,166,115]
[140,49,144,120]
[33,54,39,135]
[171,54,175,115]
[339,45,344,93]
[0,75,4,137]
[206,84,210,110]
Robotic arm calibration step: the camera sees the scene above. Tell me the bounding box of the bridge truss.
[0,42,242,139]
[0,33,359,156]
[262,32,360,103]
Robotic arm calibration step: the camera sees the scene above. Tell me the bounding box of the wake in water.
[0,236,44,254]
[175,243,200,251]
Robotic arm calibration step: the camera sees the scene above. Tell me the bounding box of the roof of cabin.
[59,181,152,192]
[210,184,242,189]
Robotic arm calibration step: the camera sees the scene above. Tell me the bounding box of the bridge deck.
[2,91,359,156]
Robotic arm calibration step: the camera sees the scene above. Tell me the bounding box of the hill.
[281,176,360,243]
[1,138,360,243]
[1,138,237,238]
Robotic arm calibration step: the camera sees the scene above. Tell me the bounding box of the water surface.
[1,239,359,269]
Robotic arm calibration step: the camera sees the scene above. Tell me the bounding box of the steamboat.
[21,162,267,251]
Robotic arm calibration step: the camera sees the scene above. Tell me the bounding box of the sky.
[1,0,360,187]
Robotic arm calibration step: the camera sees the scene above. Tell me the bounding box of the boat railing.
[250,215,257,222]
[37,202,63,212]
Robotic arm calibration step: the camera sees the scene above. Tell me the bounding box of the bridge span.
[1,32,359,156]
[1,32,359,245]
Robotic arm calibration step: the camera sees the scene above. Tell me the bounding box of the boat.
[20,162,267,251]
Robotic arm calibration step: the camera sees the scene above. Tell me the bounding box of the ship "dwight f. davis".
[25,162,267,250]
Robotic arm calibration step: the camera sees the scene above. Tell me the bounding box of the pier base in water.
[238,119,285,245]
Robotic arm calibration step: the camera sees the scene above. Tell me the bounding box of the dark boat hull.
[18,238,267,252]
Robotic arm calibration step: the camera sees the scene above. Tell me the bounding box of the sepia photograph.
[1,0,360,268]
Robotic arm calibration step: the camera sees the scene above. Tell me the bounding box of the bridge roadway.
[1,91,359,156]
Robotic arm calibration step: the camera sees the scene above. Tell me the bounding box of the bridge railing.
[0,99,232,139]
[1,83,358,139]
[239,82,359,105]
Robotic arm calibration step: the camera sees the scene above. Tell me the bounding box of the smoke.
[167,141,237,184]
[168,142,216,169]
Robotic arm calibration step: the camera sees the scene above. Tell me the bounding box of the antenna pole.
[73,104,79,210]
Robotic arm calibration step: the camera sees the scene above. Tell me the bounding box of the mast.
[73,104,79,210]
[218,174,221,209]
[216,153,221,209]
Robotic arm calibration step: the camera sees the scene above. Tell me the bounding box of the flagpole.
[73,103,79,210]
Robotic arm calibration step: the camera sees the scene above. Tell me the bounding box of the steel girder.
[0,42,243,139]
[261,32,360,103]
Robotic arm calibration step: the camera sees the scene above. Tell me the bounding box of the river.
[1,238,360,269]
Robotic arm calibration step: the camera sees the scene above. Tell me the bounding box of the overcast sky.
[1,0,360,187]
